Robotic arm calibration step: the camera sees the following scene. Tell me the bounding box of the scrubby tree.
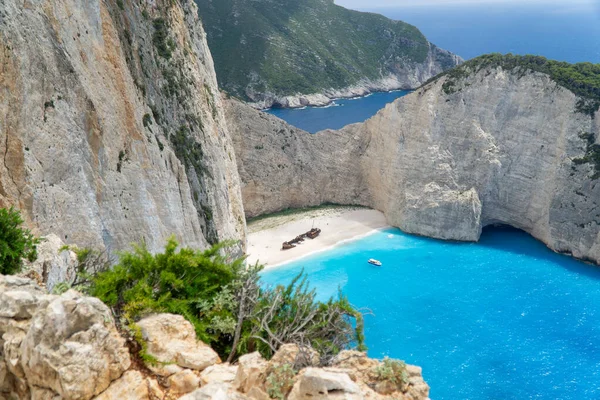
[236,271,366,366]
[0,207,38,275]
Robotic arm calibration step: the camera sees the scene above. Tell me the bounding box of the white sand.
[246,207,389,268]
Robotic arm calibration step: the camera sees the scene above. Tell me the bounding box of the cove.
[260,226,600,400]
[265,90,411,133]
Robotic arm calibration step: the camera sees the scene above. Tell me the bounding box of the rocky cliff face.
[0,0,245,254]
[228,66,600,264]
[225,99,371,218]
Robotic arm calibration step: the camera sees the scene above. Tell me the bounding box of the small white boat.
[368,258,382,266]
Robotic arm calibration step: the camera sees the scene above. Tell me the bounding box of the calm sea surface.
[268,2,600,132]
[266,90,410,133]
[261,227,600,400]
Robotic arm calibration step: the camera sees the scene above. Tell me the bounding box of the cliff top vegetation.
[428,53,600,115]
[195,0,456,99]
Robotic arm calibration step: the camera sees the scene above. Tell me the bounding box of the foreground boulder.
[288,368,361,400]
[0,275,131,400]
[92,371,164,400]
[22,234,78,291]
[137,314,221,376]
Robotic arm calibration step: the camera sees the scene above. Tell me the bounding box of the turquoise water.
[261,227,600,400]
[266,90,410,133]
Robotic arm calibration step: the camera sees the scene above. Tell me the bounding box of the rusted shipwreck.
[282,228,321,250]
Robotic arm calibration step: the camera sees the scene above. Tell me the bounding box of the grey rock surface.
[0,0,245,255]
[0,275,131,400]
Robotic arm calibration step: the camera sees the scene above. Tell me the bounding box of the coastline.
[246,207,390,270]
[249,75,418,110]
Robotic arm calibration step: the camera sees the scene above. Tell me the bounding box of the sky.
[335,0,597,8]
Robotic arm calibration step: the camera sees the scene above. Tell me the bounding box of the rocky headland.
[228,55,600,264]
[196,0,462,109]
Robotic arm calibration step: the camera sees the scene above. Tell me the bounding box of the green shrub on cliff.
[431,54,600,115]
[373,357,409,389]
[89,237,365,363]
[0,207,38,275]
[240,272,366,365]
[89,237,244,351]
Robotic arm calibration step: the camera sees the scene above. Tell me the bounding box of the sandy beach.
[246,206,389,268]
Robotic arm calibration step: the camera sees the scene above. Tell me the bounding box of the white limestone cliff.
[228,66,600,264]
[0,0,246,255]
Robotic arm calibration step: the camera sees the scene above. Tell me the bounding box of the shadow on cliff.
[478,225,600,281]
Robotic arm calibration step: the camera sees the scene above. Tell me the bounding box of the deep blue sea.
[365,2,600,65]
[266,90,410,133]
[261,227,600,400]
[268,1,600,133]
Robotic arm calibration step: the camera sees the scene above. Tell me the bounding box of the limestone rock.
[148,378,166,400]
[404,366,430,400]
[0,275,132,400]
[168,369,201,395]
[22,234,77,291]
[179,383,248,400]
[332,351,378,384]
[246,387,270,400]
[0,0,245,254]
[287,368,362,400]
[0,275,53,319]
[233,352,268,393]
[92,371,149,400]
[19,290,131,399]
[226,99,370,219]
[269,344,320,369]
[228,63,600,264]
[200,364,238,385]
[137,314,220,375]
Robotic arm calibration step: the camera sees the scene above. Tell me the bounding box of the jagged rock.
[233,352,268,393]
[200,364,238,385]
[19,290,131,399]
[404,366,430,400]
[148,378,166,400]
[168,369,201,395]
[0,275,53,319]
[23,234,77,291]
[92,371,149,400]
[287,368,362,400]
[247,387,270,400]
[179,383,248,400]
[0,0,246,254]
[137,314,220,376]
[269,344,319,369]
[333,351,379,384]
[0,275,131,400]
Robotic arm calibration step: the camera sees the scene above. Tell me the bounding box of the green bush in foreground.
[89,237,244,352]
[0,207,38,275]
[88,237,365,363]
